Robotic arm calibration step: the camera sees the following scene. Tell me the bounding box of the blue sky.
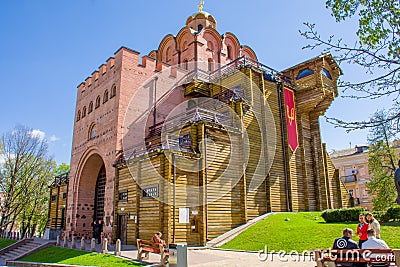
[0,0,387,164]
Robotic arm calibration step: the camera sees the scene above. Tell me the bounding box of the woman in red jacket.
[357,214,369,248]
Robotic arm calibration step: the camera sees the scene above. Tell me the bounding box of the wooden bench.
[315,249,400,267]
[136,239,169,266]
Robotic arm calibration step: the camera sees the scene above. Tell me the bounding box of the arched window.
[89,123,96,140]
[182,41,188,50]
[82,106,87,118]
[296,68,314,80]
[76,110,81,121]
[207,41,214,51]
[103,90,109,103]
[183,59,189,70]
[227,46,232,59]
[321,68,332,80]
[198,24,203,32]
[165,47,171,62]
[88,101,93,114]
[95,96,101,108]
[110,85,116,98]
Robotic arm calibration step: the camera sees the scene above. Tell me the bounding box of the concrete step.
[18,247,31,252]
[4,251,20,257]
[21,242,41,247]
[19,244,39,250]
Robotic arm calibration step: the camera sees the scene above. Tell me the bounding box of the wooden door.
[117,215,127,245]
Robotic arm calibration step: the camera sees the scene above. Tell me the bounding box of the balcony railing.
[50,172,69,187]
[118,107,240,163]
[181,56,291,85]
[342,175,357,183]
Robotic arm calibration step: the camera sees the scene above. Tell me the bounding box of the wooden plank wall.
[48,183,68,228]
[204,127,245,239]
[112,62,348,246]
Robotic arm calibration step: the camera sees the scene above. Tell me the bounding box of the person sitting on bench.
[153,232,167,248]
[333,228,363,267]
[362,229,390,267]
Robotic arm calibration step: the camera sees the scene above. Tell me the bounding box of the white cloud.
[29,129,46,140]
[49,135,60,142]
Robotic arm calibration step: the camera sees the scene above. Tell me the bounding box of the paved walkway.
[1,238,317,266]
[120,248,315,266]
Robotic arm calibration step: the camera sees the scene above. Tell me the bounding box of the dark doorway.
[94,165,106,222]
[60,208,65,230]
[117,215,127,245]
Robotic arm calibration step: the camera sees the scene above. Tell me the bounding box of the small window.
[88,102,93,114]
[296,68,314,80]
[110,85,116,98]
[95,96,101,108]
[62,192,67,199]
[227,46,232,59]
[321,68,332,80]
[89,123,96,140]
[51,195,57,202]
[118,191,128,201]
[208,59,213,72]
[82,106,87,118]
[198,24,203,32]
[76,110,81,122]
[103,90,109,103]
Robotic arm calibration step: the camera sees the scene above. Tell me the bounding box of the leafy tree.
[367,110,398,210]
[53,163,70,176]
[0,126,55,236]
[301,0,400,130]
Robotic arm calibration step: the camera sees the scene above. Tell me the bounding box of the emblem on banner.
[283,88,299,151]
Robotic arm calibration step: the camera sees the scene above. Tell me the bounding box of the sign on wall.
[179,207,189,223]
[142,185,159,198]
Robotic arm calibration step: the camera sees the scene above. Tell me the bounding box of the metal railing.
[182,56,292,85]
[119,107,239,162]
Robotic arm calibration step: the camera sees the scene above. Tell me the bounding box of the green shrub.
[386,206,400,221]
[322,207,365,222]
[372,211,390,222]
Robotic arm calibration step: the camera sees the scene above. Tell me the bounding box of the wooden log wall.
[113,57,350,246]
[48,183,68,228]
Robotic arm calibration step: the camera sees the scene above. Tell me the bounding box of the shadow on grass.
[21,247,90,263]
[21,247,145,267]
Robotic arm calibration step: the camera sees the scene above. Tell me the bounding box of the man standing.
[395,159,400,205]
[366,213,381,239]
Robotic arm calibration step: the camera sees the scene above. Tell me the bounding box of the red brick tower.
[66,7,256,240]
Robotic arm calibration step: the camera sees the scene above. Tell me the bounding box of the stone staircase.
[0,238,56,263]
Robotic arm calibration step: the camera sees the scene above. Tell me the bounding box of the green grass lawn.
[20,247,145,267]
[0,238,17,250]
[221,212,400,252]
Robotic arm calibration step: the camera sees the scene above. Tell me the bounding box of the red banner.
[284,88,299,152]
